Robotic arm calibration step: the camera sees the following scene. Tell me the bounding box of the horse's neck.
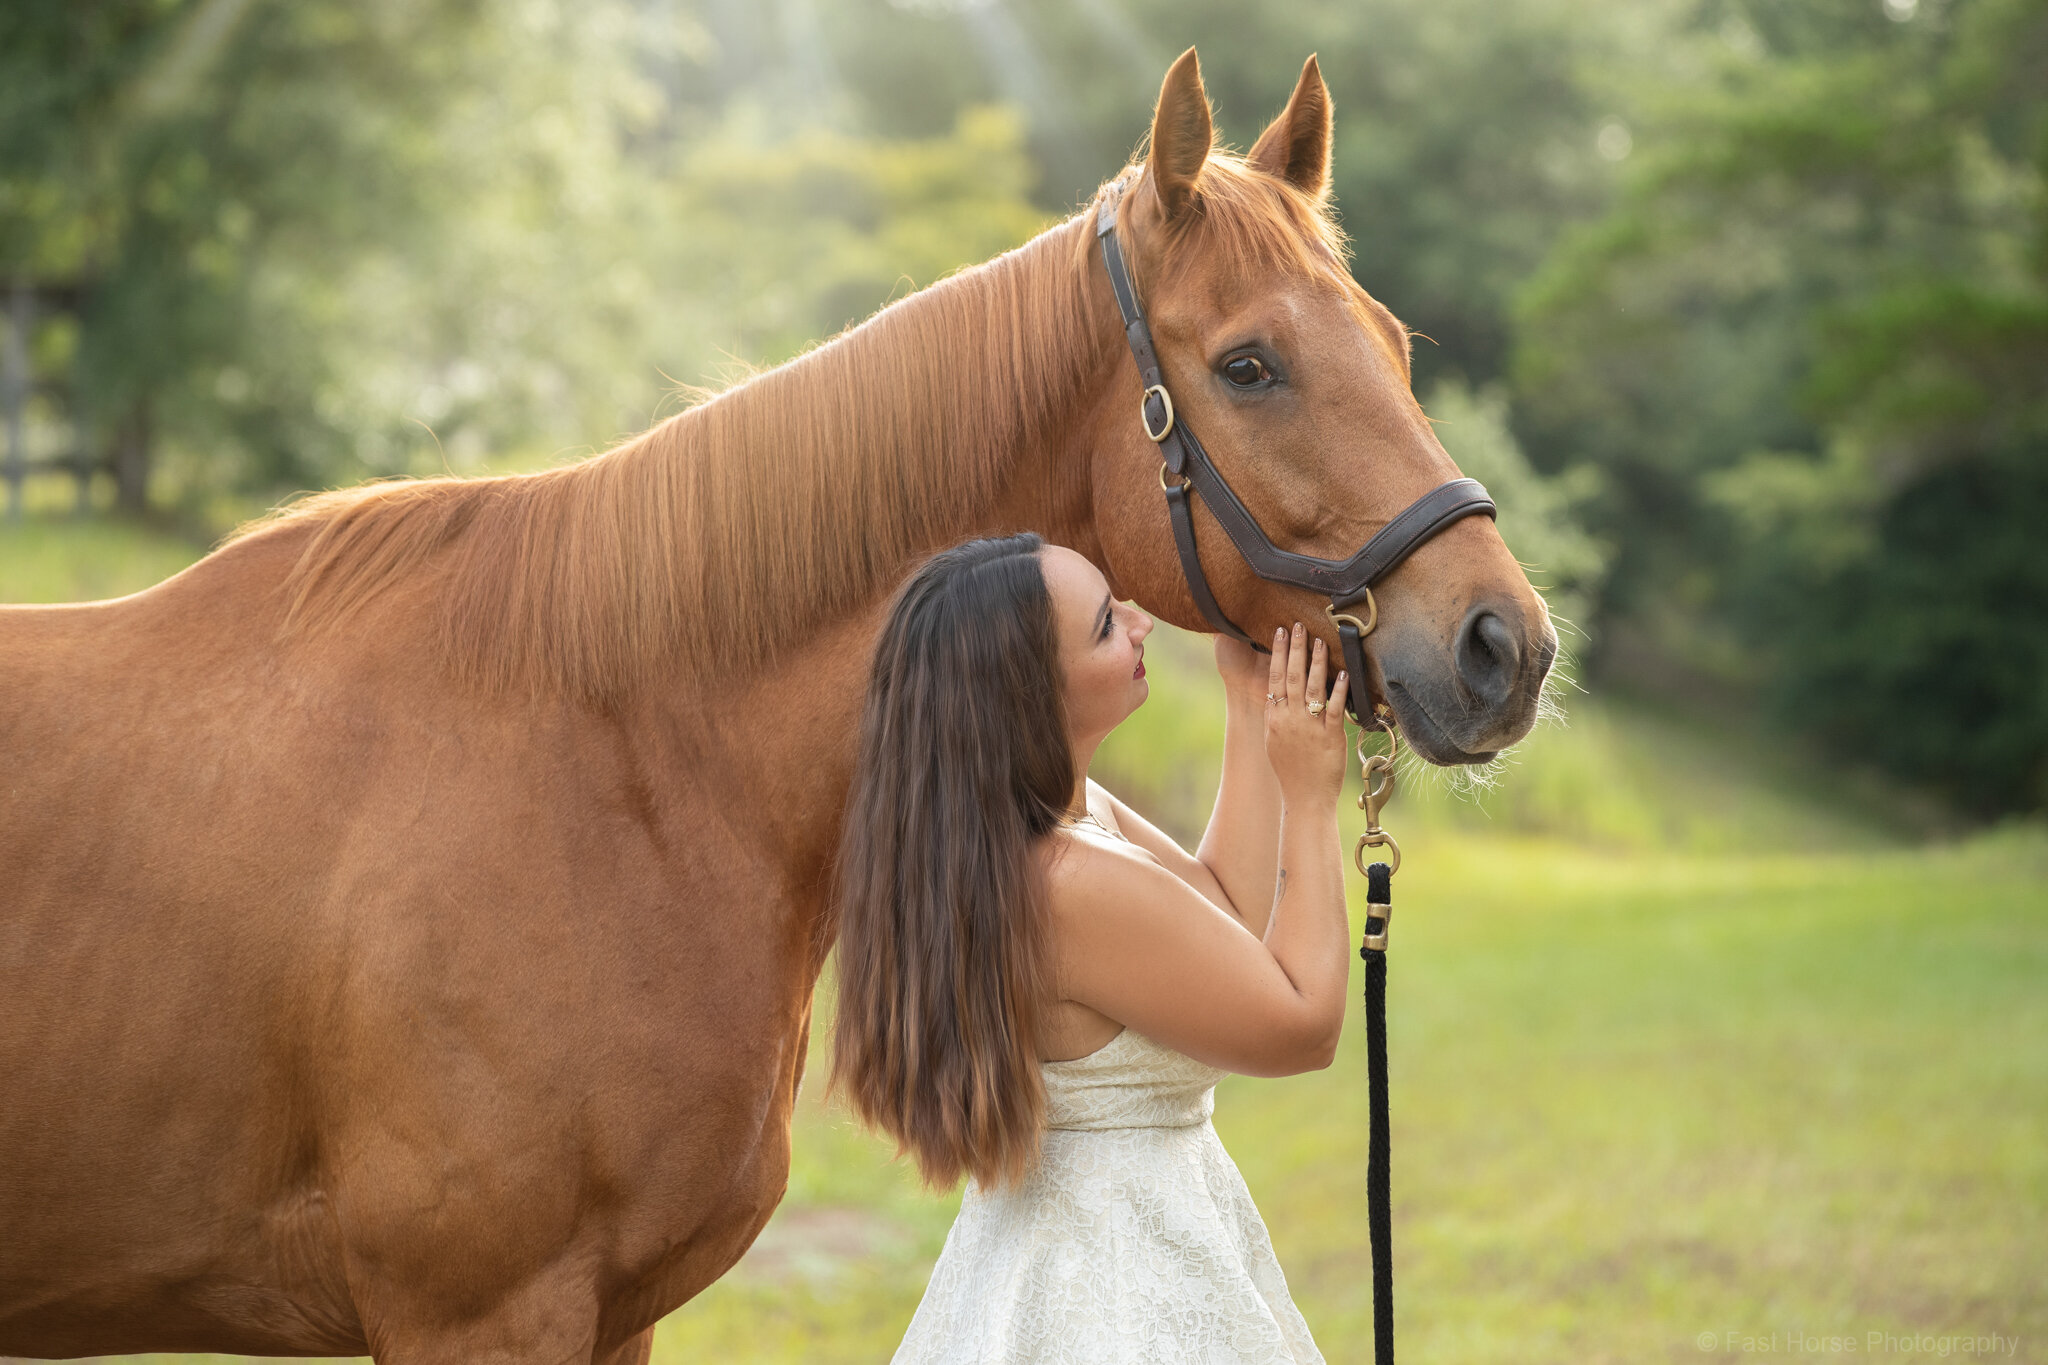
[643,212,1121,871]
[349,209,1125,711]
[661,210,1114,557]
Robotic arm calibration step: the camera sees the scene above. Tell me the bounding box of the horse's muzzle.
[1380,604,1557,765]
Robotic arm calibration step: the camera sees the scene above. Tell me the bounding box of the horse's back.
[0,525,328,931]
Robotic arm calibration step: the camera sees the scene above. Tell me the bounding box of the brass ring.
[1354,829,1402,877]
[1325,590,1378,641]
[1141,384,1176,442]
[1159,462,1185,492]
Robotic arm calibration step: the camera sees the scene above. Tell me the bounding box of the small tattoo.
[1275,868,1288,902]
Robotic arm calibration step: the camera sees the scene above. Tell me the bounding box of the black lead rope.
[1362,858,1394,1365]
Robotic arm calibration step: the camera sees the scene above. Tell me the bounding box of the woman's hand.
[1263,623,1350,807]
[1213,634,1268,709]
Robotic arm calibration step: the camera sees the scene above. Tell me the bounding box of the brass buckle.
[1141,384,1176,442]
[1325,589,1378,641]
[1361,901,1393,952]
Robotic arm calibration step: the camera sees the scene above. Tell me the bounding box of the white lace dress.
[893,1028,1325,1364]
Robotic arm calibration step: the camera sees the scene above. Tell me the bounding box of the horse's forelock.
[1147,151,1351,292]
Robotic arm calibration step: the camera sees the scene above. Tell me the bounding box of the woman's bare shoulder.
[1040,826,1166,903]
[1080,781,1238,918]
[1039,826,1220,944]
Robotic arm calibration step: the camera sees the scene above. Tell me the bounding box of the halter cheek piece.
[1094,182,1498,724]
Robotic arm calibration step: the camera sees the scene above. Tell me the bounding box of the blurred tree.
[0,0,1051,516]
[658,106,1048,368]
[0,0,513,509]
[1515,0,2048,810]
[1424,380,1608,655]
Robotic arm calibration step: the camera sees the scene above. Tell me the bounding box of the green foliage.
[1723,445,2048,814]
[1423,380,1608,648]
[2,0,535,496]
[658,106,1049,368]
[1,0,1669,509]
[3,0,1635,661]
[1514,0,2048,812]
[0,0,1049,512]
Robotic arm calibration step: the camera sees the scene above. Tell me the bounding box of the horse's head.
[1087,50,1556,765]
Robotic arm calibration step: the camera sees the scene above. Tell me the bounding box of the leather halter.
[1094,182,1498,724]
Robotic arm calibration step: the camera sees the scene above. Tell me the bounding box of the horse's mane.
[241,154,1350,703]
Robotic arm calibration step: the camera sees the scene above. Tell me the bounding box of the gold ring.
[1305,700,1326,716]
[1354,830,1402,878]
[1266,692,1280,706]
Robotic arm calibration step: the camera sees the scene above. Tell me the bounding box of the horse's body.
[1,529,854,1358]
[0,54,1554,1361]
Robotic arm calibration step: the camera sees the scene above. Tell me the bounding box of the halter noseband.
[1094,181,1498,724]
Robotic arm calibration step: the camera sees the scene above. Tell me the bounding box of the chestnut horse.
[0,51,1553,1362]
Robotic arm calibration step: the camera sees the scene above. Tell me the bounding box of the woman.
[833,532,1353,1363]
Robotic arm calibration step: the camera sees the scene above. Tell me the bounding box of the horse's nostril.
[1456,609,1521,709]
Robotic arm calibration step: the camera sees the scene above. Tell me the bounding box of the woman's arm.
[1095,632,1291,932]
[1194,632,1289,936]
[1052,631,1353,1077]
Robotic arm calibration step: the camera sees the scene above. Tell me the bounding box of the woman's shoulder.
[1038,818,1173,920]
[1044,785,1244,937]
[1040,816,1159,873]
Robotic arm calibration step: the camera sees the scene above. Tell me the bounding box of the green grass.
[657,826,2045,1365]
[0,514,210,604]
[8,521,2044,1363]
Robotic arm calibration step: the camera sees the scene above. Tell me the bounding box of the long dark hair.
[830,533,1077,1188]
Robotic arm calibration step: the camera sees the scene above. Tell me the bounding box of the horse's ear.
[1146,48,1212,221]
[1248,55,1333,200]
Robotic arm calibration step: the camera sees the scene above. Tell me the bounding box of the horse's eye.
[1222,354,1271,388]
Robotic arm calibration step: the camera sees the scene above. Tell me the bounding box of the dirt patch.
[732,1205,914,1286]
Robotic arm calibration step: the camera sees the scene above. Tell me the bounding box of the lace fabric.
[893,1029,1326,1364]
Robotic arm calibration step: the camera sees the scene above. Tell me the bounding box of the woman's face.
[1040,545,1154,744]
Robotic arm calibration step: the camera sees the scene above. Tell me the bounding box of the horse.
[0,50,1554,1362]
